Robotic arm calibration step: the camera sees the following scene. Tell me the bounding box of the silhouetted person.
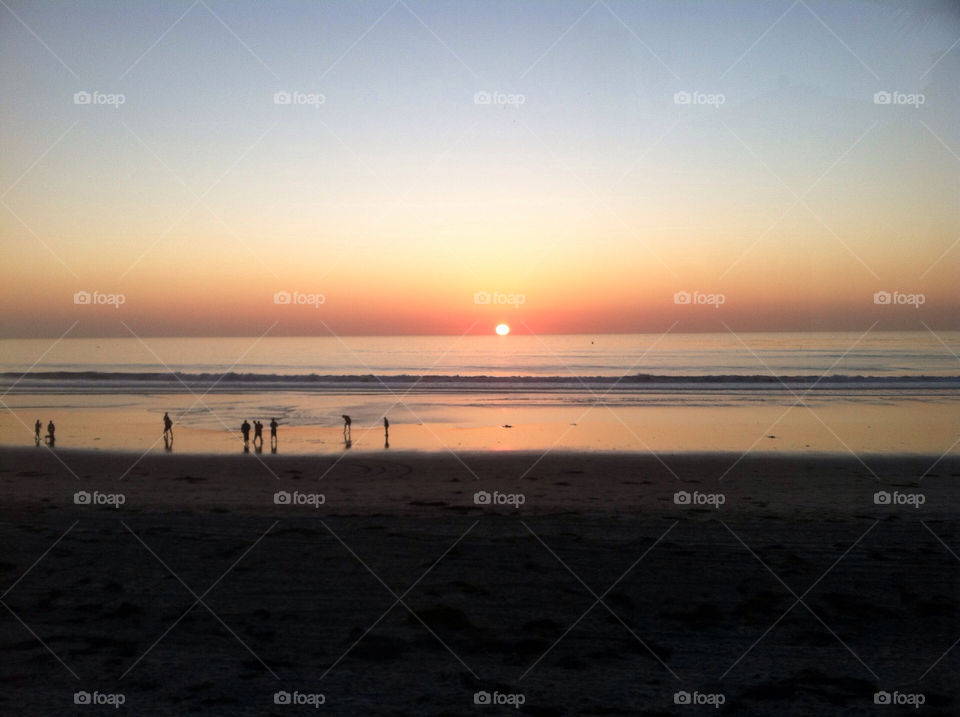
[241,419,251,446]
[35,419,41,446]
[163,412,173,439]
[253,420,263,448]
[270,418,278,452]
[46,420,55,447]
[384,417,389,449]
[342,415,352,442]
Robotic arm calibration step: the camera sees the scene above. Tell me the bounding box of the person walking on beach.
[46,420,56,447]
[163,412,173,439]
[270,418,278,451]
[35,419,41,445]
[253,420,263,448]
[241,419,251,445]
[342,415,352,441]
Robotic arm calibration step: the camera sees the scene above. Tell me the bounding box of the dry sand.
[1,447,958,715]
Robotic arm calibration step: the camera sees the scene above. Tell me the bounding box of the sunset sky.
[1,0,958,336]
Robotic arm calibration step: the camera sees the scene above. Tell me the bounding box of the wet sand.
[1,448,958,715]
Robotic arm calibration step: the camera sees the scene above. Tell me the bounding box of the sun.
[495,323,510,336]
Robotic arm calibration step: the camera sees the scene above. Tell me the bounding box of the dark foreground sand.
[1,448,958,715]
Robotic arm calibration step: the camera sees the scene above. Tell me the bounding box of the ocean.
[1,332,958,455]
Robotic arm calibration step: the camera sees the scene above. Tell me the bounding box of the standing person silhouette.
[269,418,278,452]
[253,420,263,448]
[383,416,389,449]
[34,419,41,445]
[241,419,251,446]
[163,412,173,440]
[46,420,55,447]
[341,415,352,443]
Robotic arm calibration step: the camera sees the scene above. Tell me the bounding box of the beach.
[2,447,957,715]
